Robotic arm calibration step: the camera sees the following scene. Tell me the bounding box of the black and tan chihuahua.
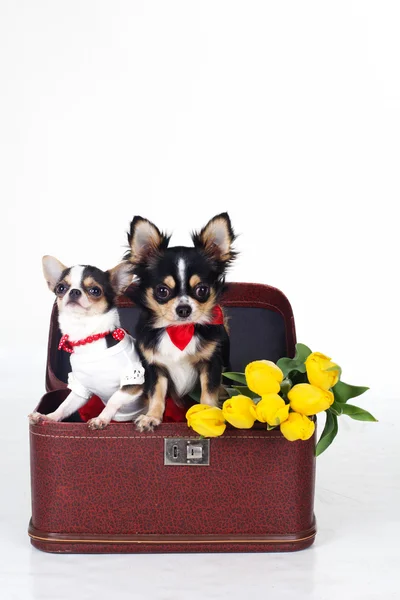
[125,213,237,432]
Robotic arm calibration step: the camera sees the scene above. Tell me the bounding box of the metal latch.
[164,438,210,466]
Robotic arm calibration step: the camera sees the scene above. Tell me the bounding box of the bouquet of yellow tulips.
[186,343,377,456]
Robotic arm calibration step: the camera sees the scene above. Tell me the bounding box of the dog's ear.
[126,216,170,264]
[107,261,135,296]
[192,213,236,265]
[42,256,67,291]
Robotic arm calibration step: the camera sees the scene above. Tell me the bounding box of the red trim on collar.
[58,328,125,354]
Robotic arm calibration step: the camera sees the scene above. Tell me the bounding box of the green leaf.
[341,404,378,422]
[187,387,201,403]
[276,343,312,378]
[329,400,344,416]
[326,364,340,372]
[290,370,309,386]
[295,343,313,362]
[279,378,292,396]
[222,372,247,385]
[326,364,342,378]
[276,357,306,377]
[266,423,278,431]
[224,387,242,398]
[232,386,260,400]
[315,411,338,456]
[333,380,369,404]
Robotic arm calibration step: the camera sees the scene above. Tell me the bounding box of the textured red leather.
[29,400,316,553]
[28,519,316,554]
[31,282,316,553]
[29,540,315,553]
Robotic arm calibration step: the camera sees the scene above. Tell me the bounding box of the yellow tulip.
[222,395,256,429]
[254,394,290,426]
[305,352,340,390]
[280,412,315,441]
[288,383,334,416]
[245,360,284,395]
[186,404,226,437]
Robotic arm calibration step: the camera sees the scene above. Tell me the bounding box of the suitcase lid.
[45,282,296,392]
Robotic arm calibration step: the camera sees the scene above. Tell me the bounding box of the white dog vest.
[67,333,145,421]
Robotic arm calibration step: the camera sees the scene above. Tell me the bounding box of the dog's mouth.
[65,299,89,311]
[151,310,197,328]
[165,307,215,327]
[175,315,192,323]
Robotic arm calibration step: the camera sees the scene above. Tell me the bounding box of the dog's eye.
[194,284,210,300]
[56,283,67,295]
[155,285,171,300]
[88,286,102,297]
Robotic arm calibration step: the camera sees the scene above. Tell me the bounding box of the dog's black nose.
[176,304,192,318]
[69,288,82,298]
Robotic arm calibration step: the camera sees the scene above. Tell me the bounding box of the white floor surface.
[1,355,399,600]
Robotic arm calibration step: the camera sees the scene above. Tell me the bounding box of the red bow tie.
[58,328,125,354]
[166,305,224,351]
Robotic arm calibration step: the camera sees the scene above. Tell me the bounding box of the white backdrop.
[0,2,399,599]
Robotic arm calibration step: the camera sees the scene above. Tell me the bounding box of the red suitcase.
[28,282,316,553]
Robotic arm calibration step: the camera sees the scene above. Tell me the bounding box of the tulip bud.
[288,383,334,416]
[186,405,226,437]
[222,395,256,429]
[305,352,340,390]
[245,360,284,396]
[255,394,290,426]
[280,412,315,441]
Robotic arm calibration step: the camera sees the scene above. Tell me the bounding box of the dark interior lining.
[53,306,289,384]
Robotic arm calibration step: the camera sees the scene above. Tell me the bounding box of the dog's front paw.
[135,414,161,432]
[87,417,109,430]
[28,412,55,425]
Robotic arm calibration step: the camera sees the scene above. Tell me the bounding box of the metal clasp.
[164,438,210,466]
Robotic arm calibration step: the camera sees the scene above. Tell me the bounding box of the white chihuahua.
[29,256,145,429]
